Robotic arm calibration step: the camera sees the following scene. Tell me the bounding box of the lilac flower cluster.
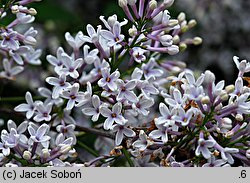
[0,0,249,167]
[0,0,41,80]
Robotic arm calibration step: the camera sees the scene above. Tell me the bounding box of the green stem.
[0,96,45,103]
[122,148,134,167]
[77,141,99,157]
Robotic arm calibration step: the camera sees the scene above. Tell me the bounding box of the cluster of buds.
[0,0,249,167]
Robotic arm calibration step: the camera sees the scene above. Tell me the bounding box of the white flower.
[56,124,76,145]
[112,123,135,145]
[65,31,85,50]
[132,130,153,151]
[0,59,24,80]
[61,83,86,110]
[46,74,71,99]
[100,21,125,47]
[141,58,163,80]
[132,95,154,116]
[195,137,215,159]
[33,102,53,122]
[14,91,39,119]
[100,102,127,130]
[46,47,65,74]
[233,56,250,75]
[28,123,50,143]
[98,68,120,91]
[117,80,138,102]
[83,45,99,64]
[82,95,102,122]
[38,87,63,106]
[132,47,147,63]
[60,53,83,78]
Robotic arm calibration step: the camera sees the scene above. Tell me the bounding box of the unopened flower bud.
[177,12,186,22]
[11,5,19,14]
[220,91,228,101]
[129,27,137,37]
[149,0,158,10]
[193,37,203,45]
[201,96,210,104]
[118,0,128,8]
[246,149,250,159]
[24,36,37,45]
[188,19,197,28]
[173,35,180,44]
[163,0,174,7]
[23,151,32,160]
[128,0,137,5]
[204,70,215,83]
[225,85,235,93]
[29,8,37,16]
[181,25,188,33]
[167,45,179,55]
[179,43,187,52]
[60,145,72,154]
[235,114,243,121]
[168,19,179,27]
[225,131,234,138]
[42,149,50,159]
[221,118,232,130]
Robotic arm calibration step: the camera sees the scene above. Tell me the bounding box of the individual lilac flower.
[9,46,30,65]
[100,102,127,130]
[117,80,138,102]
[112,123,136,145]
[61,83,86,110]
[82,24,101,43]
[98,68,120,91]
[0,129,19,156]
[83,45,99,64]
[0,59,24,80]
[16,12,35,24]
[174,107,196,126]
[132,47,147,63]
[75,81,93,107]
[23,48,42,65]
[220,147,239,164]
[165,87,186,108]
[100,22,125,47]
[100,14,128,31]
[60,53,83,78]
[23,27,38,46]
[55,133,73,148]
[132,130,153,151]
[137,79,159,99]
[46,47,65,74]
[141,58,164,80]
[149,122,169,143]
[184,85,204,101]
[233,56,250,76]
[38,87,63,106]
[45,74,71,99]
[28,123,50,143]
[14,91,38,119]
[232,93,250,114]
[132,95,154,116]
[184,71,204,87]
[53,109,76,126]
[56,124,76,145]
[0,31,19,50]
[202,156,230,167]
[33,102,53,122]
[7,120,28,144]
[65,31,85,50]
[82,95,102,122]
[195,136,215,159]
[89,59,110,77]
[155,103,175,124]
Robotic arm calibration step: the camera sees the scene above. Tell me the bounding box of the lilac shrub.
[0,0,249,167]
